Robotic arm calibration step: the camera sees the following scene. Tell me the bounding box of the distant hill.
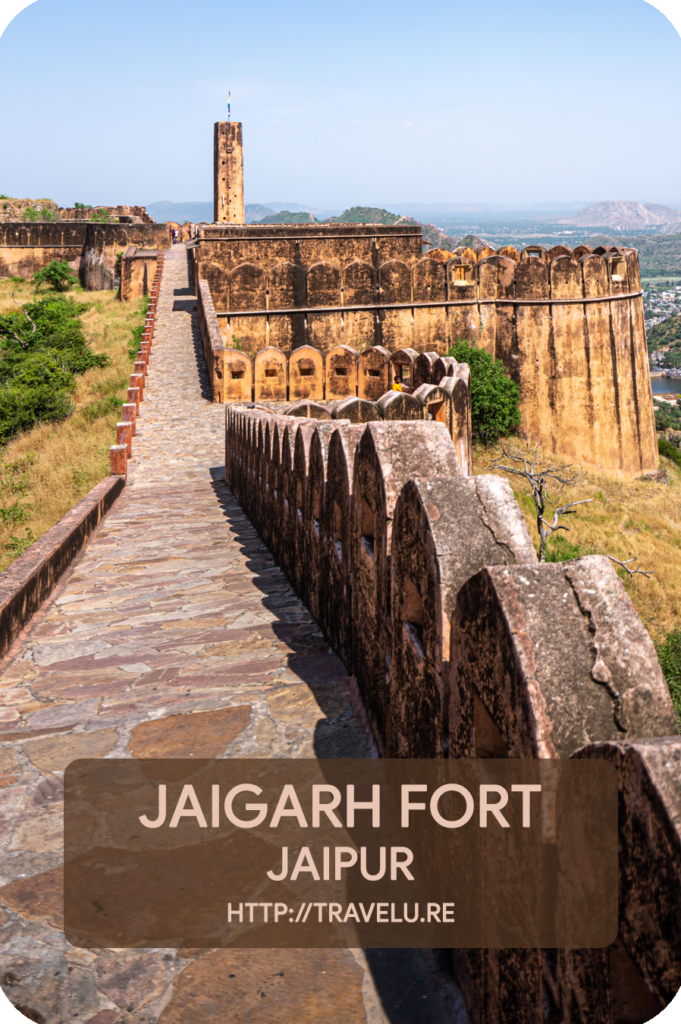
[321,207,456,250]
[561,201,681,230]
[586,232,681,278]
[245,204,275,222]
[325,206,400,225]
[454,234,496,249]
[647,315,681,352]
[256,210,316,224]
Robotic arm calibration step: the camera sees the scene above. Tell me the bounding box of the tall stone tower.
[213,121,245,224]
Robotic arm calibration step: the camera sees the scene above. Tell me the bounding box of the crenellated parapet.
[196,235,657,476]
[225,404,681,1021]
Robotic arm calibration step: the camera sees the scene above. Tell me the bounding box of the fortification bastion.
[195,235,656,476]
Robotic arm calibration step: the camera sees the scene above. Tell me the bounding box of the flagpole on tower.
[228,92,231,122]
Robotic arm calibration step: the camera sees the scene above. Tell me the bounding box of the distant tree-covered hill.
[587,232,681,278]
[325,207,401,225]
[256,210,316,224]
[647,315,681,352]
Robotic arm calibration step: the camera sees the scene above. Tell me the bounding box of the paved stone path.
[0,246,464,1024]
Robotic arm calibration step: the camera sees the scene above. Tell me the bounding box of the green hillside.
[587,233,681,278]
[256,210,316,224]
[647,314,681,352]
[325,207,400,225]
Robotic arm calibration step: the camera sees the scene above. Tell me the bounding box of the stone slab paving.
[0,246,465,1024]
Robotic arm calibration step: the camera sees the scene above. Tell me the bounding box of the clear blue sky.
[0,0,680,209]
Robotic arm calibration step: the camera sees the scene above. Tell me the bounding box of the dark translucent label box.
[64,758,617,949]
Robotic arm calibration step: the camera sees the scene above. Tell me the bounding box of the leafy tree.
[33,259,78,293]
[659,435,681,468]
[90,209,113,223]
[656,629,681,725]
[654,401,681,432]
[74,202,92,210]
[449,340,521,444]
[0,296,107,444]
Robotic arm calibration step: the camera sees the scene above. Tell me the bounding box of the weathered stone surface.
[23,728,118,773]
[375,390,421,421]
[289,345,324,402]
[305,422,348,629]
[291,421,318,598]
[332,396,379,423]
[358,346,391,402]
[254,346,287,401]
[0,864,64,928]
[439,368,473,477]
[413,383,449,424]
[390,475,537,757]
[389,347,418,389]
[413,350,439,389]
[159,948,368,1024]
[432,355,457,381]
[564,738,681,1014]
[287,399,331,419]
[449,555,678,759]
[128,707,251,758]
[351,421,462,748]
[94,952,169,1011]
[223,349,253,402]
[324,425,367,671]
[325,345,358,400]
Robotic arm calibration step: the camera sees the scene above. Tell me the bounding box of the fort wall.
[195,234,657,476]
[226,404,681,1021]
[0,222,171,289]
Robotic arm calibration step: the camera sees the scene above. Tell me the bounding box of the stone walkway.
[0,246,464,1024]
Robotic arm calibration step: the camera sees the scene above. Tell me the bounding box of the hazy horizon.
[1,0,680,209]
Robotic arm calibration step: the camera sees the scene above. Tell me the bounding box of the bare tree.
[493,444,653,577]
[493,444,592,562]
[0,295,37,352]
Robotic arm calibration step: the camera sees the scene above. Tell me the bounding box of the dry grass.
[0,278,145,572]
[473,441,681,642]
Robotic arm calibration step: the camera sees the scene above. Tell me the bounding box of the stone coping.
[0,475,124,659]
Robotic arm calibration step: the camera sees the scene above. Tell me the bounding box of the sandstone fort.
[0,120,677,1024]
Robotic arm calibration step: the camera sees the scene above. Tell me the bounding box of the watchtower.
[213,121,245,224]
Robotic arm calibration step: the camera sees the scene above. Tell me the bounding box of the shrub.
[22,206,58,223]
[0,386,75,443]
[654,400,681,432]
[656,629,681,725]
[90,209,113,223]
[449,341,521,444]
[659,435,681,468]
[0,296,107,444]
[33,259,78,293]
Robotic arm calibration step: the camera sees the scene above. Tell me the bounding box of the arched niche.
[229,263,267,311]
[379,260,411,304]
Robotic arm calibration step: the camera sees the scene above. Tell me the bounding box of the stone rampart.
[0,222,87,279]
[225,404,681,1019]
[200,237,656,476]
[81,223,170,290]
[0,222,170,289]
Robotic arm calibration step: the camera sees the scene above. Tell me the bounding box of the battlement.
[195,238,657,476]
[227,404,681,1018]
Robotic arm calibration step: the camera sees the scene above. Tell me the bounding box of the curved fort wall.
[226,404,681,1020]
[195,227,657,476]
